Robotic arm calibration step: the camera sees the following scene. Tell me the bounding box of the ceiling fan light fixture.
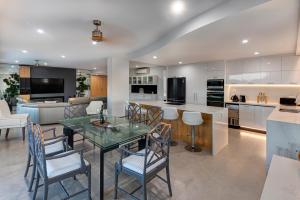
[92,20,103,42]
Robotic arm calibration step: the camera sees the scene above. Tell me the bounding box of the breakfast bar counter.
[132,101,228,155]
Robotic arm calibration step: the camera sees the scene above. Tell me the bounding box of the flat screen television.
[30,78,64,94]
[167,77,186,105]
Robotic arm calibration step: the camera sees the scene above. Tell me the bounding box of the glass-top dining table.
[59,115,151,200]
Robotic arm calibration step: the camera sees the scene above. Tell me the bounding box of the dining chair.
[0,100,28,140]
[86,100,103,115]
[114,122,172,200]
[127,102,143,123]
[145,106,163,128]
[32,124,91,200]
[64,104,87,144]
[24,122,68,192]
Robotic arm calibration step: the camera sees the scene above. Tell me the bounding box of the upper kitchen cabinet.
[261,71,282,84]
[261,56,281,71]
[206,61,225,71]
[129,75,158,85]
[206,61,225,80]
[243,58,261,73]
[282,70,300,84]
[226,60,244,84]
[260,56,282,84]
[225,54,300,85]
[281,55,300,70]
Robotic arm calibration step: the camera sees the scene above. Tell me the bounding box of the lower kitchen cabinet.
[239,104,275,131]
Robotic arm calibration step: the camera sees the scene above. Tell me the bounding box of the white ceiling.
[0,0,228,71]
[135,0,300,66]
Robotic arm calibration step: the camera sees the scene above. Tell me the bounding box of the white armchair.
[0,100,28,140]
[86,100,103,115]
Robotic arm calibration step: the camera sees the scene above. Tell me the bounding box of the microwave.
[280,97,296,106]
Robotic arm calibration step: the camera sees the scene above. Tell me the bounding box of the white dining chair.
[86,100,104,115]
[0,100,28,140]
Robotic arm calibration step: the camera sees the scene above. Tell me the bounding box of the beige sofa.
[17,96,107,124]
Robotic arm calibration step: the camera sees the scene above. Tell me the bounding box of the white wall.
[107,57,129,116]
[129,66,165,100]
[228,85,300,104]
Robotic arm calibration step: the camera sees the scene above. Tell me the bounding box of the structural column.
[107,57,129,117]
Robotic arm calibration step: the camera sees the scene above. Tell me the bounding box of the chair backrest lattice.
[127,103,142,123]
[143,122,171,174]
[34,124,47,178]
[64,104,88,119]
[145,106,163,128]
[27,122,35,154]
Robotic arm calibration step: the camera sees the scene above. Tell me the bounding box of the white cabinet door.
[282,70,300,84]
[253,106,274,131]
[262,106,274,130]
[243,58,261,73]
[253,106,265,130]
[226,60,244,74]
[239,105,254,128]
[242,72,261,84]
[226,73,243,84]
[261,56,281,72]
[207,70,225,79]
[261,71,281,84]
[281,55,300,71]
[206,61,225,71]
[226,60,243,84]
[240,105,274,131]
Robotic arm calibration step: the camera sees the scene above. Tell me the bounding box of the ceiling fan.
[92,20,103,42]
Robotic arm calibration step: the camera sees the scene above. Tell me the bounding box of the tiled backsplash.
[227,85,300,104]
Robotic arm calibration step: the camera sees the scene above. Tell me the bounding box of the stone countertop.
[260,155,300,200]
[267,105,300,125]
[225,100,278,107]
[132,100,227,115]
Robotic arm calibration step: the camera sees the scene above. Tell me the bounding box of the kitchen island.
[132,101,228,156]
[266,106,300,170]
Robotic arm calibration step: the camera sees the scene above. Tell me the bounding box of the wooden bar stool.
[162,107,179,146]
[182,111,203,152]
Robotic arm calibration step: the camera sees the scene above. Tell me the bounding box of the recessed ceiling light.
[15,60,19,63]
[22,50,28,53]
[93,67,97,70]
[178,61,183,64]
[242,39,249,44]
[254,51,260,55]
[92,41,97,45]
[171,0,185,15]
[153,56,158,59]
[36,29,44,34]
[61,55,66,58]
[44,62,48,66]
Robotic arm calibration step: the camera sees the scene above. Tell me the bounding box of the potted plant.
[76,75,89,97]
[3,73,20,110]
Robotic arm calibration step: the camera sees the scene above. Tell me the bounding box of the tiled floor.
[0,126,266,200]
